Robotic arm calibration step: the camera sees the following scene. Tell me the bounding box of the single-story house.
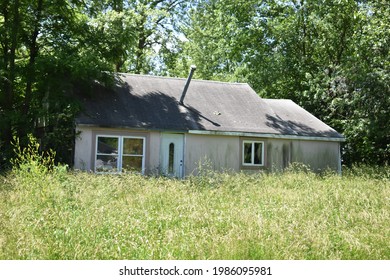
[74,70,345,177]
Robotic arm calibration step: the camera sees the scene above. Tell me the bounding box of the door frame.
[160,133,185,178]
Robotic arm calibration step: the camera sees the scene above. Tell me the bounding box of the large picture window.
[242,140,264,166]
[95,135,145,173]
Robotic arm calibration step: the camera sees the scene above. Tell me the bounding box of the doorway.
[160,134,184,178]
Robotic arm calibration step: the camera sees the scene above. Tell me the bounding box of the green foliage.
[90,0,196,74]
[85,6,136,72]
[11,135,56,176]
[176,0,257,82]
[0,168,389,260]
[0,0,116,168]
[1,0,388,168]
[170,0,389,165]
[343,164,390,181]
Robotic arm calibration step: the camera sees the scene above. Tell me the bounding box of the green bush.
[11,135,56,176]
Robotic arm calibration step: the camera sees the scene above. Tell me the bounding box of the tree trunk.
[1,0,19,145]
[23,0,43,118]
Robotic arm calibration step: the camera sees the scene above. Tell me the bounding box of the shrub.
[12,135,56,175]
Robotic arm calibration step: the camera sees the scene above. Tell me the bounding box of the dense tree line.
[175,0,389,165]
[1,0,388,168]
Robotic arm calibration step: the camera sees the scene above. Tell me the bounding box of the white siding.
[185,134,240,176]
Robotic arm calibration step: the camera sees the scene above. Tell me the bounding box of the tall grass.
[1,165,388,260]
[0,141,389,259]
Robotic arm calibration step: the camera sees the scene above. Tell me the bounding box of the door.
[160,133,184,178]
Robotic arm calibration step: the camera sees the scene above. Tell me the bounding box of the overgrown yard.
[0,166,389,260]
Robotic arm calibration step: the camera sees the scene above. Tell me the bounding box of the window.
[168,143,174,174]
[95,135,145,173]
[242,141,264,166]
[122,137,144,173]
[96,136,119,172]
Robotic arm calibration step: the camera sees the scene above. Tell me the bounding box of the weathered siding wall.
[74,127,341,175]
[291,140,340,172]
[185,134,240,176]
[266,139,292,172]
[73,126,161,174]
[185,136,341,175]
[147,131,161,175]
[266,139,340,172]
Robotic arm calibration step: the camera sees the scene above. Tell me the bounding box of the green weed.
[0,166,389,259]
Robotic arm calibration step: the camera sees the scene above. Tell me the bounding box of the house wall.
[147,131,161,175]
[74,126,341,175]
[266,138,341,173]
[184,134,240,176]
[266,139,292,172]
[73,126,161,174]
[185,135,341,175]
[291,140,341,172]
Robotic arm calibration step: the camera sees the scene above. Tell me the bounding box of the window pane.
[96,155,118,172]
[168,143,175,174]
[254,142,263,165]
[243,142,252,164]
[122,156,143,173]
[123,138,143,155]
[97,137,118,154]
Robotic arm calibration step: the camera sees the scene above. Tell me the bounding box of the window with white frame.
[95,135,145,173]
[242,140,264,166]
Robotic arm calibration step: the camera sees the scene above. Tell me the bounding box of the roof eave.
[188,130,345,142]
[75,124,345,142]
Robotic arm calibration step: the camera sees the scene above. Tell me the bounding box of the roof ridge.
[118,72,250,86]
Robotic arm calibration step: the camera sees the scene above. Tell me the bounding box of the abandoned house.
[74,69,345,177]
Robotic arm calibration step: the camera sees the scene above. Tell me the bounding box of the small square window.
[242,141,264,166]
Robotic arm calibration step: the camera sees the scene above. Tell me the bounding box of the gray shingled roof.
[76,74,344,139]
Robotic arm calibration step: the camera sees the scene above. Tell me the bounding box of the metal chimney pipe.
[179,65,196,105]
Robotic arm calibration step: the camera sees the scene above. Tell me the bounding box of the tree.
[0,0,116,167]
[1,0,387,168]
[339,0,390,164]
[176,0,261,81]
[171,0,389,165]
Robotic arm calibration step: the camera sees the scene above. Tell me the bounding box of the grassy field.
[0,162,389,260]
